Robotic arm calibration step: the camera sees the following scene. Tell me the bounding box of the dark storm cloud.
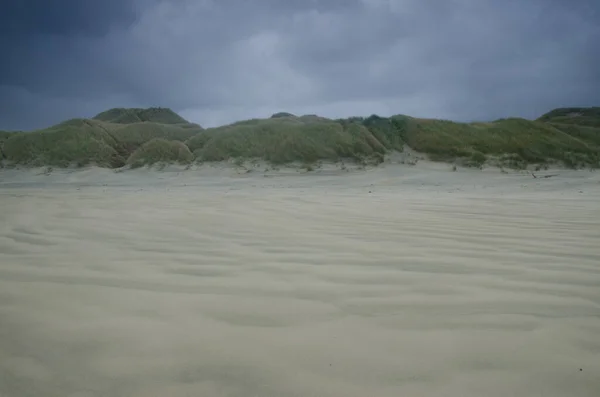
[0,0,598,130]
[0,0,146,129]
[1,0,139,36]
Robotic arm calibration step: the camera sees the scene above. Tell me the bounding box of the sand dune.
[1,164,599,396]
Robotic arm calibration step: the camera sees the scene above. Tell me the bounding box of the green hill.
[1,130,15,162]
[2,115,203,168]
[1,106,599,169]
[537,107,600,128]
[270,112,296,118]
[186,115,386,164]
[392,116,600,168]
[3,119,121,167]
[93,107,191,125]
[127,138,194,168]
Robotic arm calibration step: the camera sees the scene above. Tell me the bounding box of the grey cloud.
[281,0,600,118]
[1,0,139,36]
[0,0,141,88]
[0,0,598,130]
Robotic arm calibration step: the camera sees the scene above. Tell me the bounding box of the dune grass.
[394,116,600,168]
[186,116,386,164]
[537,107,600,128]
[1,106,599,169]
[108,122,201,157]
[127,138,194,168]
[270,112,296,118]
[339,114,406,152]
[93,107,191,125]
[0,131,14,140]
[549,123,600,146]
[1,131,15,163]
[2,120,122,167]
[2,116,203,168]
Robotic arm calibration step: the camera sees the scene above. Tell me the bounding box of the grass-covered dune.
[537,107,600,128]
[185,112,600,168]
[2,109,203,168]
[127,138,194,168]
[0,130,15,161]
[1,106,599,169]
[0,131,14,140]
[186,115,387,164]
[394,116,600,168]
[92,107,191,125]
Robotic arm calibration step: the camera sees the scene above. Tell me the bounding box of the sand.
[1,163,599,396]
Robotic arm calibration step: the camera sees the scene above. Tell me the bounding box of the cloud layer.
[1,0,599,130]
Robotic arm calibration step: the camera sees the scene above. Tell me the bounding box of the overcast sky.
[1,0,598,130]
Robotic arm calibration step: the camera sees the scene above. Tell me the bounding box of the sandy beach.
[1,163,599,397]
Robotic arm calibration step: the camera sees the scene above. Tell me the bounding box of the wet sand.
[1,164,599,396]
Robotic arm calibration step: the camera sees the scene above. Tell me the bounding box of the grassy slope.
[187,116,386,164]
[127,138,194,167]
[109,122,202,156]
[0,131,15,162]
[3,116,203,167]
[3,120,122,167]
[0,131,14,140]
[394,116,600,168]
[2,107,599,169]
[537,107,600,128]
[93,107,191,125]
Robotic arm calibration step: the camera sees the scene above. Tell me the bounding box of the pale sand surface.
[1,164,599,396]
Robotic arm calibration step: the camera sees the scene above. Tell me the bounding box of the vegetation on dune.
[339,115,406,152]
[537,107,600,128]
[2,115,203,168]
[1,106,599,169]
[270,112,297,118]
[0,131,16,162]
[549,123,600,146]
[3,119,122,167]
[108,122,201,157]
[127,138,194,168]
[93,107,191,125]
[391,116,600,168]
[186,116,386,164]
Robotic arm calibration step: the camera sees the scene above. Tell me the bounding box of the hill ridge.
[1,106,599,170]
[93,107,191,125]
